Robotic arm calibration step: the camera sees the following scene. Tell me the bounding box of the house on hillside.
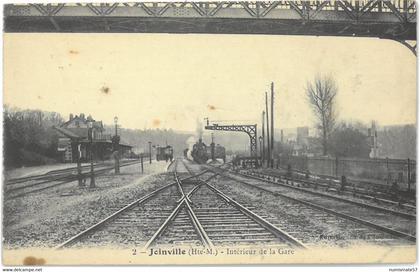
[54,113,132,163]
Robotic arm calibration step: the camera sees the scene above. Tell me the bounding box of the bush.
[3,106,63,168]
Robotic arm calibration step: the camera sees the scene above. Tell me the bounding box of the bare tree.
[305,75,338,156]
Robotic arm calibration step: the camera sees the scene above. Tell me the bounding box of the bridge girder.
[205,124,258,157]
[4,1,416,42]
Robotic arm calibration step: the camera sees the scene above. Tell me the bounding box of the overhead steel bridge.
[4,1,417,54]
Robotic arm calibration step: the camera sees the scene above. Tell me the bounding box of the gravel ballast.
[3,161,174,249]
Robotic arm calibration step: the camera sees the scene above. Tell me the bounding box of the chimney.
[69,113,73,121]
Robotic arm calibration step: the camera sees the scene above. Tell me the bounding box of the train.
[188,138,226,164]
[156,145,174,162]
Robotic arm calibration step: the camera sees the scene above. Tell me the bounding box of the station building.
[54,113,132,163]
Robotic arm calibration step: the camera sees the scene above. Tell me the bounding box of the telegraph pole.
[88,122,95,188]
[148,141,152,164]
[265,92,270,167]
[262,111,265,165]
[113,116,120,174]
[140,153,144,173]
[270,82,274,168]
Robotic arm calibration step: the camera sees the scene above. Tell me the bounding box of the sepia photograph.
[1,0,417,268]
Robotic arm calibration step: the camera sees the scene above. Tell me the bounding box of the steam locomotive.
[189,138,226,164]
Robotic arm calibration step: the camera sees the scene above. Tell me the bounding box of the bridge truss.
[4,1,416,54]
[205,123,258,157]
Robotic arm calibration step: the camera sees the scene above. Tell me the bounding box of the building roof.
[60,114,104,130]
[53,126,83,139]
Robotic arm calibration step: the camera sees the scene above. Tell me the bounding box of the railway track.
[5,160,141,200]
[56,159,215,249]
[6,159,145,184]
[56,182,180,248]
[221,163,415,215]
[249,168,416,208]
[154,159,306,248]
[57,158,305,250]
[236,169,416,219]
[189,182,305,247]
[206,166,416,246]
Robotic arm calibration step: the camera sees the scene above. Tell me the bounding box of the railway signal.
[204,120,258,157]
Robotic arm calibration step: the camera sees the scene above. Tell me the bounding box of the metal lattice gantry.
[205,123,258,157]
[4,1,416,48]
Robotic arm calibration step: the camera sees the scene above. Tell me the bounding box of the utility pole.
[259,136,263,166]
[113,116,120,174]
[140,153,144,173]
[270,82,274,168]
[265,92,270,167]
[115,116,118,136]
[148,141,152,164]
[262,111,265,165]
[88,122,95,188]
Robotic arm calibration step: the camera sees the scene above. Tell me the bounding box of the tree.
[329,123,370,158]
[305,75,338,156]
[378,124,416,159]
[3,106,64,168]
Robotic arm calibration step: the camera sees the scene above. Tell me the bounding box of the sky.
[4,33,416,132]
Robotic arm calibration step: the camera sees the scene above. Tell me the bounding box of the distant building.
[297,127,309,146]
[291,127,308,156]
[54,113,132,163]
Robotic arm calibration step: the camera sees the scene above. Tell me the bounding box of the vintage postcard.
[2,0,417,267]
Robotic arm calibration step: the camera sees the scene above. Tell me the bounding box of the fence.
[278,155,416,189]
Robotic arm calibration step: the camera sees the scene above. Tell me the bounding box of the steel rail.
[7,174,77,193]
[174,171,192,203]
[179,162,221,198]
[179,159,196,178]
[165,159,177,172]
[55,182,177,249]
[6,164,103,184]
[56,159,212,249]
[204,183,307,249]
[181,160,305,249]
[144,159,217,249]
[7,159,139,184]
[6,164,125,192]
[236,171,416,220]
[7,178,81,200]
[180,170,211,183]
[255,167,416,207]
[186,173,220,199]
[143,198,185,250]
[179,158,231,179]
[184,198,215,249]
[214,170,416,243]
[5,160,141,200]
